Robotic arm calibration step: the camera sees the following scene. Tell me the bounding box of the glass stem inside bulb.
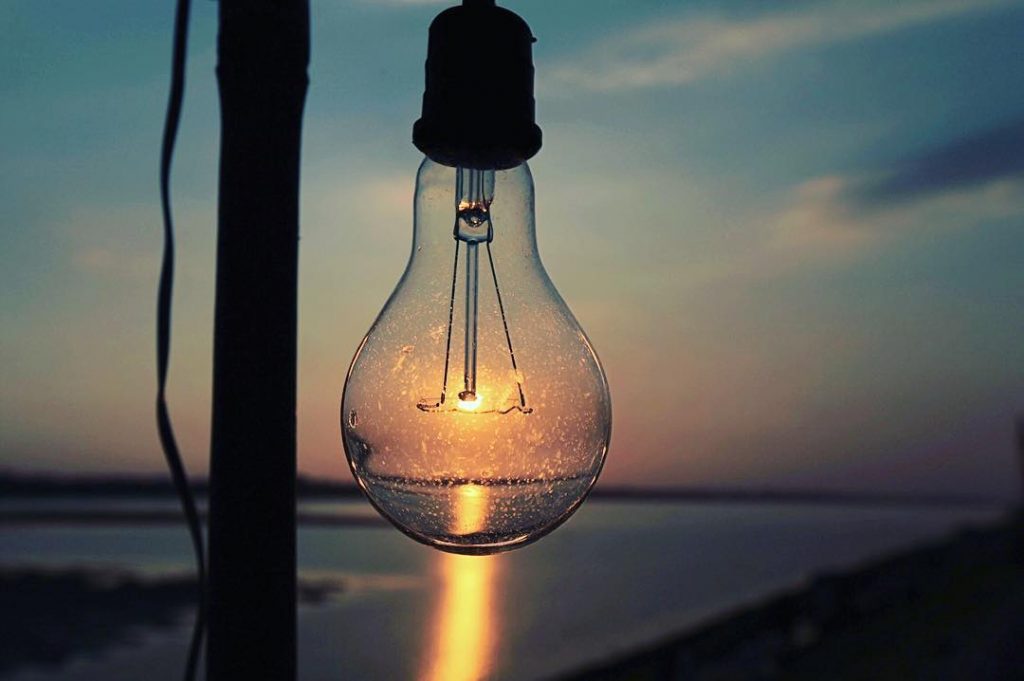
[462,241,479,402]
[454,167,493,406]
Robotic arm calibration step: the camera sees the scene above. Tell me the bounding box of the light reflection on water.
[424,484,499,681]
[424,554,498,681]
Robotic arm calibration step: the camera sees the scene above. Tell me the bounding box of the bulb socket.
[413,0,542,170]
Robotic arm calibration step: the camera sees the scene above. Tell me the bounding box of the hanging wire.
[157,0,206,679]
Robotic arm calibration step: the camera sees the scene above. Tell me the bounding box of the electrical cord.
[157,0,205,679]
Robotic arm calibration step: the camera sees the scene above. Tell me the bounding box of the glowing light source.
[456,391,482,413]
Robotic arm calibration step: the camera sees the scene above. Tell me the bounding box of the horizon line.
[0,470,1011,510]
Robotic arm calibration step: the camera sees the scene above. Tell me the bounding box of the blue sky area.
[2,0,1023,497]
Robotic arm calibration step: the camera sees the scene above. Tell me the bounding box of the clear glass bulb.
[341,159,611,554]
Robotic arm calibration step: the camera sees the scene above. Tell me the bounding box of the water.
[0,498,1001,681]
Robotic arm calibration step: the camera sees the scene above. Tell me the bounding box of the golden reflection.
[423,485,499,681]
[452,483,487,536]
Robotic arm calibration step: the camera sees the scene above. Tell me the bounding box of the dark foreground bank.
[561,513,1024,681]
[0,568,343,677]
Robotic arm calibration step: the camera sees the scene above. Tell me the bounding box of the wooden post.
[207,1,309,679]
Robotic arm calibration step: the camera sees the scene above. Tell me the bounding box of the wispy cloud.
[858,117,1024,205]
[768,172,1023,257]
[547,0,1012,93]
[680,173,1024,288]
[779,117,1024,250]
[686,120,1024,284]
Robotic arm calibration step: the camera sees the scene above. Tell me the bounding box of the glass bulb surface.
[341,159,611,554]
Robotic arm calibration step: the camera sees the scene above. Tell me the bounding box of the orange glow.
[423,485,499,681]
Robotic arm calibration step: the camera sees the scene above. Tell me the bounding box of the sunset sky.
[2,0,1023,498]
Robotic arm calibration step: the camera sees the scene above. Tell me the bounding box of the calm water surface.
[0,499,1001,680]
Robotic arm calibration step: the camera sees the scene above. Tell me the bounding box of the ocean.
[0,498,1001,680]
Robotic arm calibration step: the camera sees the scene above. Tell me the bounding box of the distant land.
[0,471,1009,509]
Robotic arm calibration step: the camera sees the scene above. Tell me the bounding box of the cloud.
[859,117,1024,205]
[770,172,1023,253]
[546,0,1012,93]
[684,122,1024,285]
[680,173,1024,289]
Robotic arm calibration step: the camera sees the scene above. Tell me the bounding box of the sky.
[1,0,1023,498]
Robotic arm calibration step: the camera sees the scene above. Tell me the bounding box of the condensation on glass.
[341,159,611,554]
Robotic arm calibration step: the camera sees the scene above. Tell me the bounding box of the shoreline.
[558,512,1024,681]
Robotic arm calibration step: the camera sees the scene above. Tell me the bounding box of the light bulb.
[339,0,610,554]
[340,161,611,554]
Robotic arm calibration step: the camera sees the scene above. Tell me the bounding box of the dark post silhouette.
[207,1,309,679]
